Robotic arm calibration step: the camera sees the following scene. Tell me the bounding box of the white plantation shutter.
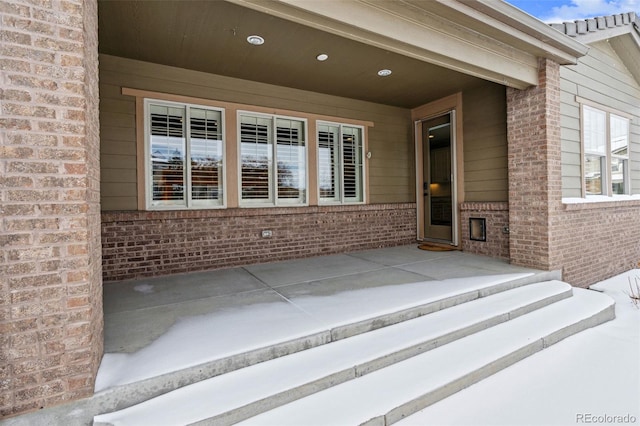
[146,100,224,208]
[240,113,307,205]
[190,108,223,205]
[318,123,364,204]
[276,118,306,202]
[342,126,363,203]
[149,104,186,206]
[318,124,340,202]
[240,115,272,202]
[143,99,372,209]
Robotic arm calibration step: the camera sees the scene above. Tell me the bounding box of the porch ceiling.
[97,0,489,108]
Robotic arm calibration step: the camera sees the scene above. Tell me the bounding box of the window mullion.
[271,117,277,206]
[185,107,193,208]
[605,112,611,197]
[338,125,345,202]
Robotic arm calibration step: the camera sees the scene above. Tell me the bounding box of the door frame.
[412,93,464,246]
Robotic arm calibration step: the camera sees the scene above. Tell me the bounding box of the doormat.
[418,243,456,252]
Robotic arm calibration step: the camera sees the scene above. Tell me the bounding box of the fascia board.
[610,35,640,84]
[569,25,633,45]
[228,0,540,88]
[463,0,590,62]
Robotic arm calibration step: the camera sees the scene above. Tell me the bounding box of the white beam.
[228,0,542,89]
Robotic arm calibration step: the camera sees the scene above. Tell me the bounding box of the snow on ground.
[95,273,532,390]
[95,270,639,425]
[399,270,640,426]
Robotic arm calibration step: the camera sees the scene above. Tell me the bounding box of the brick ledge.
[102,203,417,222]
[460,202,509,211]
[562,197,640,211]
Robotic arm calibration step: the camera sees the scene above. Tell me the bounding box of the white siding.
[99,55,413,210]
[560,40,640,197]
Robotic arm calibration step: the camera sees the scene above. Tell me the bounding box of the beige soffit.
[227,0,589,90]
[549,12,640,83]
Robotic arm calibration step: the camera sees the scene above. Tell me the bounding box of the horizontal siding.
[560,40,640,198]
[462,82,508,202]
[99,78,137,209]
[99,54,413,210]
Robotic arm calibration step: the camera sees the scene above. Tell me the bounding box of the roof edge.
[461,0,590,63]
[548,11,639,44]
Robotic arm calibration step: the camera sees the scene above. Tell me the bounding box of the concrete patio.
[102,245,546,356]
[10,245,610,426]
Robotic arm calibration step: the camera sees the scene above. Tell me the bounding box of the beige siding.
[462,82,508,202]
[99,54,413,210]
[560,40,640,198]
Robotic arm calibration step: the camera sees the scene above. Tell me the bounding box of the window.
[239,113,307,206]
[145,100,224,209]
[317,123,364,204]
[582,104,629,196]
[133,89,371,211]
[610,115,629,195]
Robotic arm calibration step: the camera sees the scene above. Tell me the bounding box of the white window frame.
[317,121,366,205]
[143,98,226,210]
[580,101,631,198]
[237,111,309,207]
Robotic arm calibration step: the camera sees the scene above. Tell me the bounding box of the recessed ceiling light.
[377,69,392,77]
[247,35,265,46]
[316,53,329,61]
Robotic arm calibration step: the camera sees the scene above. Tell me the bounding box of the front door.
[419,112,456,243]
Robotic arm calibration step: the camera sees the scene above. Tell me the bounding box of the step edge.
[91,277,536,415]
[383,339,546,425]
[231,294,615,426]
[383,301,615,425]
[191,289,574,426]
[94,285,573,426]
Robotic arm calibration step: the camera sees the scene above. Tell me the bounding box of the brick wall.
[506,58,639,287]
[101,204,417,282]
[554,201,640,288]
[81,0,104,407]
[460,202,509,259]
[0,0,102,417]
[506,58,562,271]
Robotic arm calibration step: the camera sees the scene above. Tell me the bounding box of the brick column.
[0,0,103,417]
[506,58,563,271]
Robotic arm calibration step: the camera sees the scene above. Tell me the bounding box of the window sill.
[562,195,640,210]
[239,203,309,208]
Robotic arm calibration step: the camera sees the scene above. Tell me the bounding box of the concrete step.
[235,288,614,426]
[89,270,560,420]
[92,280,592,426]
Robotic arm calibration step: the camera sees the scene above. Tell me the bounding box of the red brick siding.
[506,58,639,287]
[553,201,640,288]
[82,0,104,408]
[506,59,563,271]
[101,204,418,282]
[0,0,102,417]
[460,202,509,259]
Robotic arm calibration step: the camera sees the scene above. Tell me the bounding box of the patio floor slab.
[102,245,546,356]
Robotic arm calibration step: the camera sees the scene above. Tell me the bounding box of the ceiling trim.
[610,35,640,84]
[463,0,589,61]
[226,0,588,89]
